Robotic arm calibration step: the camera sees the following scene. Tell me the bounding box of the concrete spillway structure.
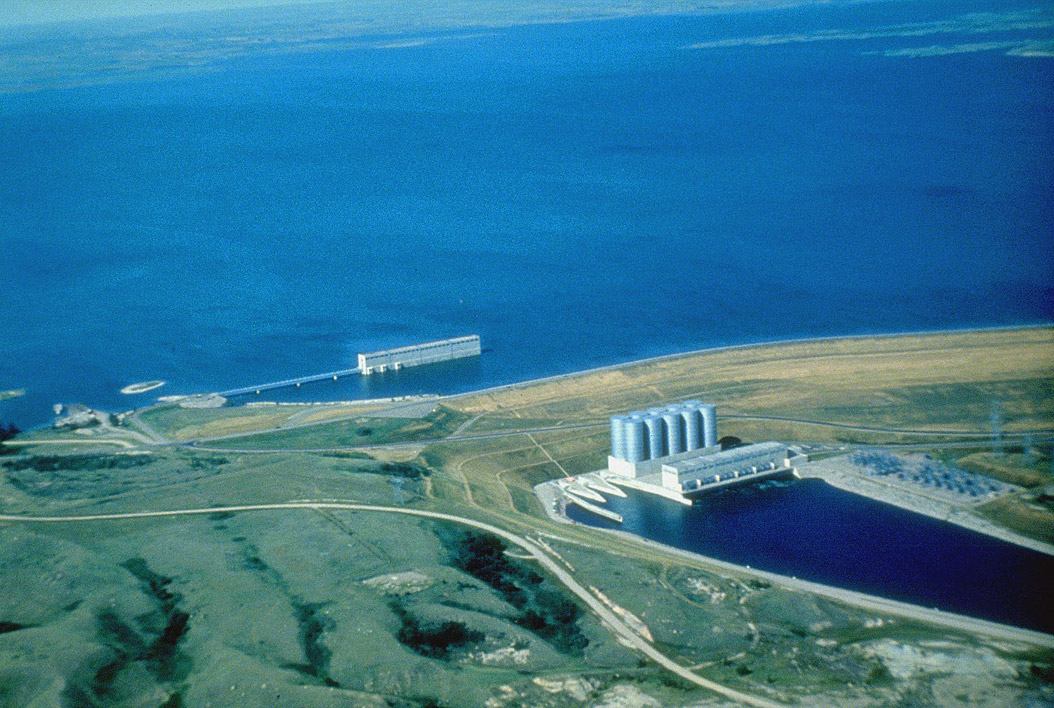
[358,335,480,374]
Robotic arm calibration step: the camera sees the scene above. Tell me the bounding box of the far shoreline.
[13,322,1052,431]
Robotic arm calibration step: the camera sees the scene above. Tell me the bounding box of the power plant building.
[663,441,788,492]
[609,400,722,476]
[607,400,792,496]
[358,335,481,374]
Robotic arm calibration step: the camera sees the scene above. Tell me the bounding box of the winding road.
[0,501,787,708]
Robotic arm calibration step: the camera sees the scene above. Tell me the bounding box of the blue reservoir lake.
[1,0,1052,427]
[0,0,1051,656]
[566,478,1054,634]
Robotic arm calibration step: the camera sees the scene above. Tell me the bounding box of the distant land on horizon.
[1,0,846,92]
[3,0,1051,92]
[0,0,876,29]
[2,0,881,28]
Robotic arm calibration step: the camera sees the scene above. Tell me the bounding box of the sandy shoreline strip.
[120,380,165,395]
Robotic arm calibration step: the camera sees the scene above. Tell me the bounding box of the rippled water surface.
[1,0,1051,425]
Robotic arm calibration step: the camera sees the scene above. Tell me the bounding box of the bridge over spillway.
[218,367,361,398]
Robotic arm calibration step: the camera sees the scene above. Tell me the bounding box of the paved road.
[2,438,137,449]
[180,422,609,454]
[0,502,787,708]
[128,409,171,445]
[723,413,1051,439]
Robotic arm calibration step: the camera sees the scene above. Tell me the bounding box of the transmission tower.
[989,400,1003,456]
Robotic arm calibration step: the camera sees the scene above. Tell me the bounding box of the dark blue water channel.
[566,478,1054,634]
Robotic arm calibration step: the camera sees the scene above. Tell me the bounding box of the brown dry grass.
[450,328,1054,435]
[975,494,1054,545]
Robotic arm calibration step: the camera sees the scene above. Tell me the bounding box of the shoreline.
[445,322,1052,403]
[594,523,1054,647]
[14,322,1052,430]
[797,462,1054,556]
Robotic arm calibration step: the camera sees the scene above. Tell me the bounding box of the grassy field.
[13,496,1031,708]
[449,328,1054,437]
[197,406,469,450]
[3,327,1052,707]
[136,403,469,450]
[429,328,1054,528]
[136,400,426,442]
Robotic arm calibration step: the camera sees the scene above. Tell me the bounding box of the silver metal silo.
[644,415,665,460]
[663,411,685,455]
[624,415,647,463]
[681,407,702,451]
[699,403,718,448]
[610,415,628,460]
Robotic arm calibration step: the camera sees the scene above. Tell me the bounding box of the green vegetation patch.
[390,600,485,660]
[956,450,1054,488]
[435,525,588,656]
[975,495,1054,545]
[137,404,282,440]
[1,452,230,501]
[3,454,154,473]
[315,451,372,461]
[203,406,470,450]
[325,458,431,481]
